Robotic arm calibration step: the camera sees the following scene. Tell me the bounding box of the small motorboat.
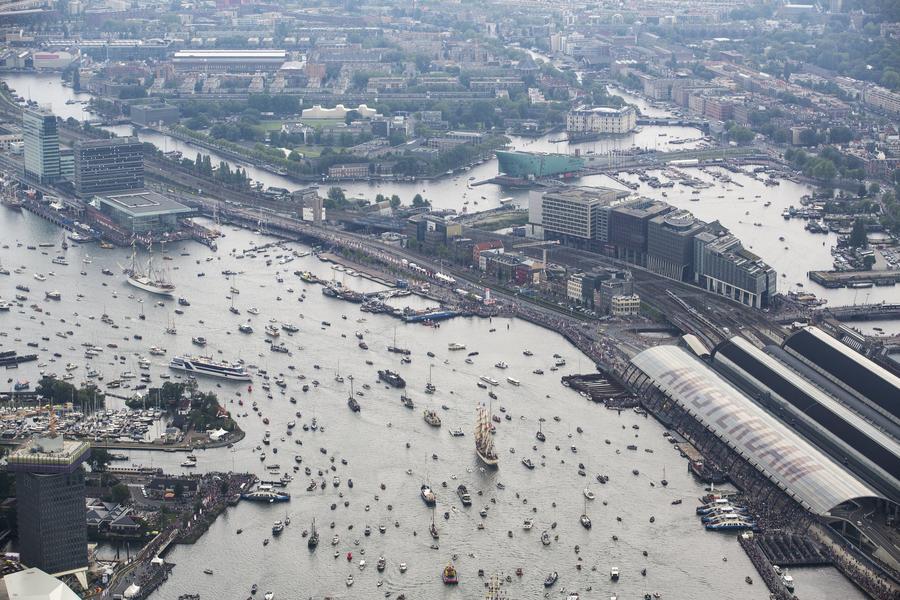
[544,571,558,587]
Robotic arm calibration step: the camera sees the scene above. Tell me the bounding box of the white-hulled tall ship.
[126,241,175,297]
[475,404,499,467]
[169,355,252,381]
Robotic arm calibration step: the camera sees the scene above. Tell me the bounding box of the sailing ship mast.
[475,403,499,466]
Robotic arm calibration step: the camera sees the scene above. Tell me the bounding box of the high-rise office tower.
[23,107,60,184]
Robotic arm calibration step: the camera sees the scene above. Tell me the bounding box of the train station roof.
[629,345,883,515]
[783,326,900,422]
[713,336,900,495]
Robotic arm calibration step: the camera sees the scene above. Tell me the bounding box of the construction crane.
[512,239,560,281]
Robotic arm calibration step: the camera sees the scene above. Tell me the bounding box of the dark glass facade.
[74,137,144,197]
[16,469,88,574]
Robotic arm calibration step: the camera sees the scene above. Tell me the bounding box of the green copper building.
[496,150,584,178]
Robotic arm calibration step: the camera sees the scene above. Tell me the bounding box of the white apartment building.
[566,105,637,135]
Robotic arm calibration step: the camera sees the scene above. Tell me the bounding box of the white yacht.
[169,355,252,381]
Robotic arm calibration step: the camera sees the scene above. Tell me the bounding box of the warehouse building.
[94,190,192,235]
[172,49,287,73]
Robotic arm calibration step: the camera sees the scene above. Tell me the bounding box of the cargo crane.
[512,239,560,281]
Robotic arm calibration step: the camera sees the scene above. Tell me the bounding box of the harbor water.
[0,207,867,600]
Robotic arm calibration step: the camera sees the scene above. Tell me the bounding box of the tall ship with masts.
[475,404,499,467]
[125,241,175,297]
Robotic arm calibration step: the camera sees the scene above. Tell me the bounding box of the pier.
[819,302,900,321]
[808,270,900,289]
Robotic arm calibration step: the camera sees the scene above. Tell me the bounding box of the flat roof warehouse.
[96,190,192,218]
[628,345,883,515]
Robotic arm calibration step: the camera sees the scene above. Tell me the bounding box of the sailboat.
[430,506,439,539]
[536,421,545,442]
[229,275,240,314]
[347,375,360,412]
[125,241,175,297]
[165,315,177,335]
[335,361,344,383]
[387,327,410,355]
[661,466,668,487]
[425,364,436,394]
[0,258,9,276]
[475,404,499,467]
[307,518,319,549]
[580,498,592,529]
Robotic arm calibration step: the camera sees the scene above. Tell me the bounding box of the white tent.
[208,428,229,441]
[3,568,81,600]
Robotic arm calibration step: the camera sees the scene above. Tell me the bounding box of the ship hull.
[169,360,252,382]
[475,446,499,467]
[128,276,175,297]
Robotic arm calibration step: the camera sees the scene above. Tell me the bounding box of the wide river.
[0,204,865,599]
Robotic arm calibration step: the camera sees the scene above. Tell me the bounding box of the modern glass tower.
[22,107,60,184]
[7,434,90,586]
[74,136,144,197]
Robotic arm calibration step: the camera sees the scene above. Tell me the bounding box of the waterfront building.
[74,137,144,198]
[646,209,706,280]
[528,186,628,250]
[94,190,192,235]
[23,107,59,184]
[712,335,900,501]
[566,105,637,136]
[7,435,91,586]
[626,338,900,567]
[406,214,462,251]
[326,163,370,179]
[609,198,673,266]
[130,104,180,126]
[496,150,584,179]
[623,344,884,515]
[692,231,777,308]
[59,147,73,182]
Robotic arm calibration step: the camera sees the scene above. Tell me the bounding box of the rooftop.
[95,190,191,218]
[612,197,672,219]
[543,185,627,205]
[173,50,287,59]
[75,136,141,150]
[7,436,90,474]
[1,568,80,600]
[570,105,635,115]
[630,345,883,515]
